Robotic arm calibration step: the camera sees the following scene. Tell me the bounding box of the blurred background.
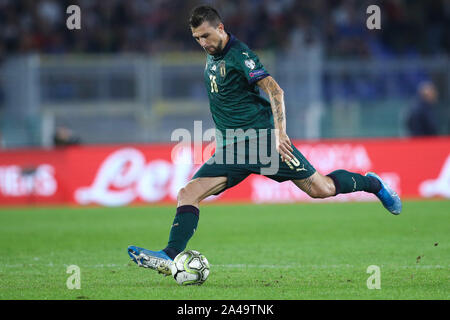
[0,0,449,148]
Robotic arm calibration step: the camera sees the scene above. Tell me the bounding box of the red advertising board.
[0,137,449,206]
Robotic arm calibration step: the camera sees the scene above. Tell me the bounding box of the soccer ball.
[170,250,210,286]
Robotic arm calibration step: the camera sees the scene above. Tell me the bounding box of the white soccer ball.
[170,250,210,286]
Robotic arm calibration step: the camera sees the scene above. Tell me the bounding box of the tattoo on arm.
[258,77,286,129]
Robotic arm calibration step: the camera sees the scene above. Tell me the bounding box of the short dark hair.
[189,5,222,28]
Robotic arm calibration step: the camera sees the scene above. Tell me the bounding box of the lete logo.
[419,154,450,198]
[74,147,208,206]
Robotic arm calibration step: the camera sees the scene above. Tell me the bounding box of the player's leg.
[292,170,381,198]
[292,169,402,214]
[163,176,227,259]
[177,176,227,208]
[262,135,402,214]
[128,176,227,274]
[291,171,336,198]
[127,141,253,275]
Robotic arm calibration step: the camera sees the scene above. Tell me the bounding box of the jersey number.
[209,75,218,93]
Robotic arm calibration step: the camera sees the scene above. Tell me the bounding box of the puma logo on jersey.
[172,223,179,227]
[242,52,250,58]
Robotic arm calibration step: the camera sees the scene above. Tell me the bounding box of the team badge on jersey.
[245,59,256,70]
[219,60,226,77]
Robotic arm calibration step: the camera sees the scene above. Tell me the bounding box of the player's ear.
[217,22,225,33]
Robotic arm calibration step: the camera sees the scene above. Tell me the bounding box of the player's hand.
[275,130,294,163]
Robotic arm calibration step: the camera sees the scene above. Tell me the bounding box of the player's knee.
[308,188,326,199]
[309,181,335,199]
[177,186,196,205]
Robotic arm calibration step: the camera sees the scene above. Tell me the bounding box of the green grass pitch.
[0,200,448,300]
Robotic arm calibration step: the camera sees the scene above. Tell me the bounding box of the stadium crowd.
[0,0,449,59]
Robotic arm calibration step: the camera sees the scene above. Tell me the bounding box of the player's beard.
[205,39,223,55]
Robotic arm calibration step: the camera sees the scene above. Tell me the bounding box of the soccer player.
[127,6,402,275]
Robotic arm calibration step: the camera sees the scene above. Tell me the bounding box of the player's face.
[191,21,225,55]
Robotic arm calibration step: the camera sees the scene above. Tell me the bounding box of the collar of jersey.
[211,33,235,60]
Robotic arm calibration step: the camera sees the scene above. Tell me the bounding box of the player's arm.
[257,76,294,162]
